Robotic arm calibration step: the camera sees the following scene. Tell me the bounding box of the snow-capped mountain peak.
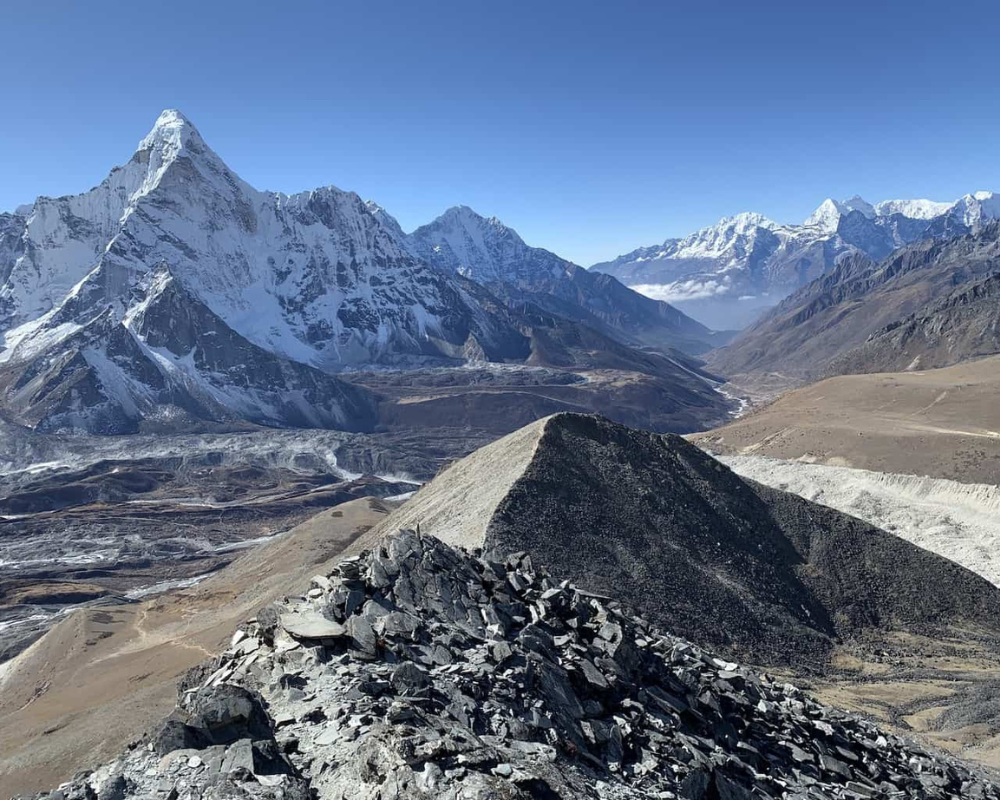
[406,205,543,282]
[718,211,778,232]
[804,195,875,231]
[363,200,407,241]
[139,109,203,154]
[954,191,1000,227]
[437,205,523,241]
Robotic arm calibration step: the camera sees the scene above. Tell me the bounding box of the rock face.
[0,266,379,434]
[38,530,1000,800]
[591,193,1000,329]
[367,413,1000,666]
[828,271,1000,375]
[709,222,1000,383]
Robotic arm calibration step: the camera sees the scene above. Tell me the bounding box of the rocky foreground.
[33,531,1000,800]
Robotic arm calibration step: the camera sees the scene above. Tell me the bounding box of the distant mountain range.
[0,110,727,435]
[591,192,1000,328]
[708,222,1000,382]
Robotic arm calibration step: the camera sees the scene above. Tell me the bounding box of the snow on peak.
[137,109,203,156]
[430,206,524,244]
[873,197,955,220]
[953,191,1000,227]
[715,211,778,233]
[364,200,407,241]
[407,206,564,284]
[843,195,875,217]
[805,196,874,231]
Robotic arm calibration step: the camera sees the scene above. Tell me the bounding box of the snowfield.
[722,455,1000,587]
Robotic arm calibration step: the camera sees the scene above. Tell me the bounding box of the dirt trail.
[0,497,389,798]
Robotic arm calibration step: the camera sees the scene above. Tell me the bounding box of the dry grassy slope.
[353,416,547,552]
[691,355,1000,484]
[0,496,390,798]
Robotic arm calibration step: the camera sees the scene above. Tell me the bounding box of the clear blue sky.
[4,0,1000,265]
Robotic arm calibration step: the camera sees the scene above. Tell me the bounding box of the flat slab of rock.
[281,611,347,640]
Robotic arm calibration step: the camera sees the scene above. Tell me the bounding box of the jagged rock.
[152,718,208,756]
[94,775,126,800]
[279,611,347,641]
[391,662,430,696]
[185,685,273,746]
[255,604,281,646]
[42,530,1000,800]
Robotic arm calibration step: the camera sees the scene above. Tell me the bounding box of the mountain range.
[708,222,1000,382]
[591,191,1000,328]
[827,269,1000,375]
[0,111,727,435]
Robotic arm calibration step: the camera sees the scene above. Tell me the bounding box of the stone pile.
[33,530,1000,800]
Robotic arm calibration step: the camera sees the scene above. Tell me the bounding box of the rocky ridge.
[35,530,1000,800]
[827,271,1000,375]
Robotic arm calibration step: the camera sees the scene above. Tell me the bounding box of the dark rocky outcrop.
[828,271,1000,375]
[374,413,1000,666]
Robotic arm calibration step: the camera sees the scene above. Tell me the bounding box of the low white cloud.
[631,279,731,303]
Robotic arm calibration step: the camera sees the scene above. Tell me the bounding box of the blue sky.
[4,0,1000,265]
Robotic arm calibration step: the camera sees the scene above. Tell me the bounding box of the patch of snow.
[124,572,210,600]
[722,455,1000,587]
